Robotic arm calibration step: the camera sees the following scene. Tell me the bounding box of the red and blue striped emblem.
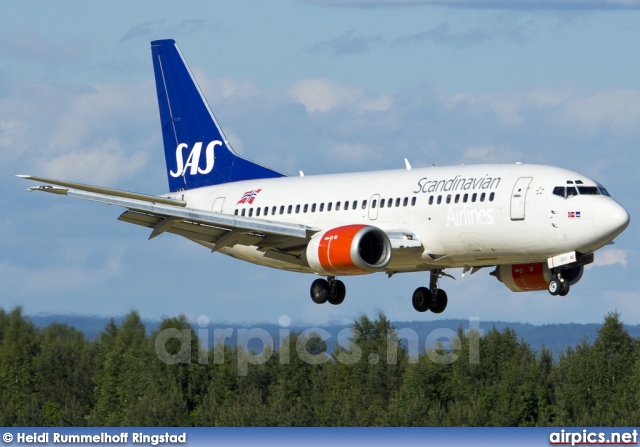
[237,189,262,205]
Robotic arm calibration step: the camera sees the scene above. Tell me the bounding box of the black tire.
[310,278,329,304]
[559,280,570,296]
[548,279,560,296]
[412,287,431,312]
[328,280,346,305]
[430,289,448,314]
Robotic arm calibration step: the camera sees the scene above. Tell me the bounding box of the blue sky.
[1,0,639,326]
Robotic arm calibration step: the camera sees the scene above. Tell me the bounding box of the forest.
[0,307,638,427]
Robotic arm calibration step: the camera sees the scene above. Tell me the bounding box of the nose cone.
[593,199,630,242]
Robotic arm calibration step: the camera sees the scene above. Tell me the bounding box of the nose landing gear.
[412,269,450,314]
[310,276,347,305]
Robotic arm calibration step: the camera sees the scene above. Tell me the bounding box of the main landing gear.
[412,269,450,314]
[310,276,346,305]
[548,269,570,297]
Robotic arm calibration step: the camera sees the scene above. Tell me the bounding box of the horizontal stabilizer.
[18,175,186,207]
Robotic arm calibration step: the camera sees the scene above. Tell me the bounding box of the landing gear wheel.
[412,287,431,312]
[558,280,570,296]
[328,280,346,305]
[548,278,560,296]
[430,289,448,314]
[310,279,329,304]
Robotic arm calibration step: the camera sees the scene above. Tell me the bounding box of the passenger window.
[280,206,285,215]
[234,209,238,216]
[446,195,451,204]
[437,195,442,205]
[455,194,460,204]
[336,202,341,211]
[429,196,434,205]
[327,202,332,211]
[344,201,349,210]
[380,199,386,208]
[264,207,268,216]
[303,204,308,213]
[395,198,401,207]
[287,205,292,214]
[480,193,486,202]
[388,199,393,208]
[249,208,254,217]
[311,204,316,212]
[256,208,261,217]
[472,193,477,203]
[489,192,495,202]
[411,197,416,206]
[362,200,367,209]
[241,209,246,217]
[272,206,277,215]
[352,201,357,210]
[463,193,468,203]
[319,203,324,212]
[372,200,377,208]
[295,205,300,213]
[403,197,408,207]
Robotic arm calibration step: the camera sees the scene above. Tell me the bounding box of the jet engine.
[491,262,584,292]
[305,224,392,275]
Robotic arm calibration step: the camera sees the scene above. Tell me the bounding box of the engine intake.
[306,225,392,275]
[491,262,584,292]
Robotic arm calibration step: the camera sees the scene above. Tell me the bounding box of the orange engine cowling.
[491,262,584,292]
[306,224,392,276]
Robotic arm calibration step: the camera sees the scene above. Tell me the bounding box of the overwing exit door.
[368,194,380,220]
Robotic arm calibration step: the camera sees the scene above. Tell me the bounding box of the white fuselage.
[167,163,629,275]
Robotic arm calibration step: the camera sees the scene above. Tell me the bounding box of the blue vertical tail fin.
[151,39,286,192]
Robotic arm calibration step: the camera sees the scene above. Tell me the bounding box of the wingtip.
[16,174,31,179]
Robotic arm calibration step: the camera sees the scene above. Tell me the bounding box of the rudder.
[151,39,285,192]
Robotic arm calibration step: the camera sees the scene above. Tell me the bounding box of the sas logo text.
[170,141,221,178]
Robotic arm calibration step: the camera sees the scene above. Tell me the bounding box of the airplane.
[19,39,630,314]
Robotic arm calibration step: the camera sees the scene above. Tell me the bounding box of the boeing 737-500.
[19,39,630,314]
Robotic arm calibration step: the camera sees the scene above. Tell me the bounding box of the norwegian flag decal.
[237,189,262,205]
[568,211,581,219]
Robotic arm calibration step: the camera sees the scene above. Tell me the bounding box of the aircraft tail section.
[151,39,285,192]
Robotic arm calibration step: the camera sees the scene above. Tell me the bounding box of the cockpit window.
[578,186,599,195]
[554,182,611,198]
[597,183,611,196]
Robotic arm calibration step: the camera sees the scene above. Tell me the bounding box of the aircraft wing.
[18,175,314,260]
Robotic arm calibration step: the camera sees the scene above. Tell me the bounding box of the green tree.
[89,311,188,425]
[319,314,407,425]
[34,323,96,425]
[266,332,329,425]
[0,308,41,425]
